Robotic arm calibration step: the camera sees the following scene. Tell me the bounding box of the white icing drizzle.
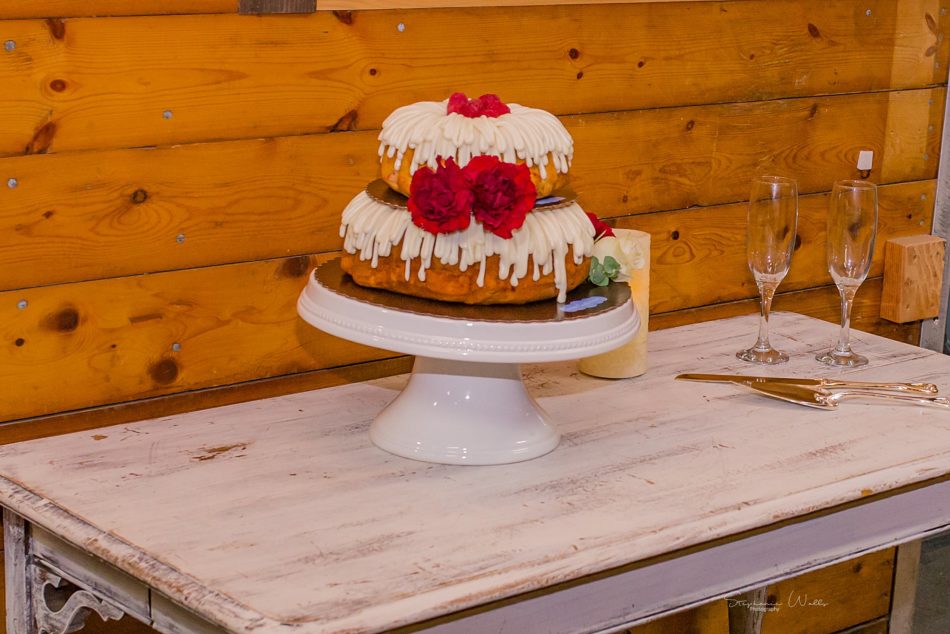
[340,192,594,302]
[377,99,574,182]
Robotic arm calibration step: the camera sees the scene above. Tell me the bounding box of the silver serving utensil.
[737,381,950,410]
[676,373,938,394]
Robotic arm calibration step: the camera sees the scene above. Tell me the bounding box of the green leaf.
[602,255,621,278]
[588,257,610,286]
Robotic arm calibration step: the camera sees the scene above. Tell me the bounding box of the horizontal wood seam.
[0,86,944,160]
[0,355,410,443]
[651,278,884,318]
[0,177,936,294]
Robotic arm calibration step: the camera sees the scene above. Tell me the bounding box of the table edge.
[4,466,950,632]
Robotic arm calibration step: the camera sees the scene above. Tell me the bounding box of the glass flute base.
[816,348,868,367]
[737,346,789,364]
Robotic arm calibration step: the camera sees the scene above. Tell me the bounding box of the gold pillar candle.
[578,229,651,379]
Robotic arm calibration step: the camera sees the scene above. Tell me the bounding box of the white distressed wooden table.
[4,312,950,634]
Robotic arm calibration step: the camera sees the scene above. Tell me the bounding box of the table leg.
[889,540,923,634]
[4,509,126,634]
[727,586,770,634]
[4,509,34,634]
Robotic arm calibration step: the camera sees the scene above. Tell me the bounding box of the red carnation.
[586,212,615,239]
[446,92,511,118]
[464,156,536,239]
[408,158,474,235]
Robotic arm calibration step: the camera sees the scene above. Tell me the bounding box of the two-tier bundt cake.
[339,93,603,304]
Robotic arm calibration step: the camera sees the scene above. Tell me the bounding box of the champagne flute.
[816,180,878,367]
[737,176,799,364]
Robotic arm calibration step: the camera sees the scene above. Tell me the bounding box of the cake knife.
[675,373,938,394]
[735,381,950,409]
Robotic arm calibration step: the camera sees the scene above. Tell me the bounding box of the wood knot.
[150,358,179,385]
[330,109,358,132]
[45,18,66,40]
[568,48,580,59]
[809,103,819,119]
[24,121,57,155]
[576,71,584,80]
[131,189,149,204]
[671,230,680,240]
[685,120,695,131]
[43,210,54,219]
[14,338,25,347]
[926,13,938,34]
[332,10,353,24]
[368,67,377,76]
[852,562,863,574]
[49,79,67,92]
[280,255,311,278]
[637,60,645,68]
[45,307,79,332]
[807,23,821,38]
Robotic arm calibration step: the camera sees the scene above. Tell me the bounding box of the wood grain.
[0,173,927,423]
[0,0,726,19]
[0,518,4,634]
[880,235,946,323]
[628,600,727,633]
[0,2,235,18]
[0,1,946,155]
[0,274,917,427]
[0,90,941,292]
[324,0,712,6]
[652,277,922,346]
[618,180,936,314]
[239,0,315,14]
[0,253,397,422]
[888,541,922,634]
[835,618,889,634]
[761,549,893,633]
[0,357,411,445]
[628,549,894,633]
[0,313,948,634]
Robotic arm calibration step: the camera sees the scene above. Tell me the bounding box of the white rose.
[591,235,646,282]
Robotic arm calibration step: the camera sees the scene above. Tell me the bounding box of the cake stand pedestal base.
[297,259,637,466]
[371,357,558,465]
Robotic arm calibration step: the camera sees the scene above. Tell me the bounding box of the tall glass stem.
[835,286,858,353]
[754,281,778,351]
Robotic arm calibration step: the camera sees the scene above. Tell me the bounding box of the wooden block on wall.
[880,235,946,323]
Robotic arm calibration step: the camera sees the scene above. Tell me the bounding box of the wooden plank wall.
[0,1,947,632]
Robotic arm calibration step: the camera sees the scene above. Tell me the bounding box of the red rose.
[408,158,474,234]
[476,94,511,117]
[586,212,615,239]
[464,156,536,239]
[446,92,511,118]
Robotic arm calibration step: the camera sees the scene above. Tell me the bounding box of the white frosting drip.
[377,100,574,182]
[340,192,594,302]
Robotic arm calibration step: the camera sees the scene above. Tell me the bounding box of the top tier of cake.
[377,95,574,198]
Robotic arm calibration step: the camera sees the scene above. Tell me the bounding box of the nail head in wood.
[239,0,316,14]
[880,234,946,323]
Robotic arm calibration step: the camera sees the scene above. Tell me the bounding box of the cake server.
[735,381,950,410]
[675,373,938,394]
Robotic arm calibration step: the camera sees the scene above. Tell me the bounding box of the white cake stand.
[297,260,639,466]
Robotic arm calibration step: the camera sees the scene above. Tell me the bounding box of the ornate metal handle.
[818,389,950,408]
[822,380,939,394]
